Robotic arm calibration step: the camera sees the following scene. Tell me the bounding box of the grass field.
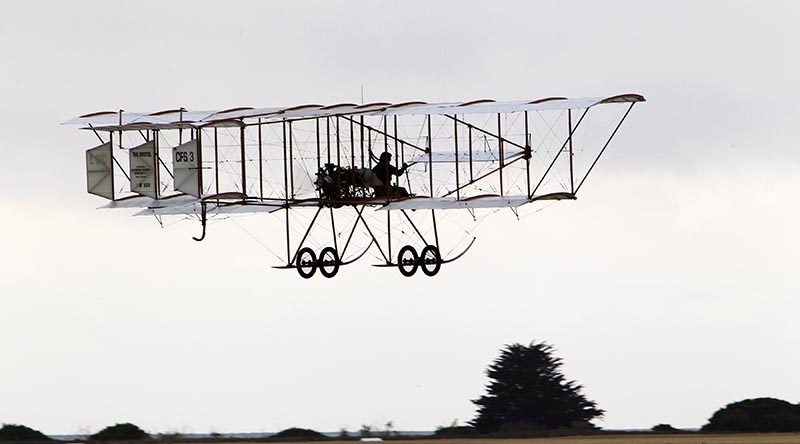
[427,434,800,444]
[263,434,800,444]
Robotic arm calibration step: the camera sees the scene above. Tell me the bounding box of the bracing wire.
[228,216,284,262]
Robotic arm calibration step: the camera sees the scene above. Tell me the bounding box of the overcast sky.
[1,0,799,436]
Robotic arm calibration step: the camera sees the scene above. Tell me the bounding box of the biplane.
[65,94,644,278]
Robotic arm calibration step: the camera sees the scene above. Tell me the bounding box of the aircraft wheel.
[397,245,419,277]
[296,247,317,279]
[420,245,442,277]
[318,246,340,278]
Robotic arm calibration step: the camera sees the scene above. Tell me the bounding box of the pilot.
[371,152,409,198]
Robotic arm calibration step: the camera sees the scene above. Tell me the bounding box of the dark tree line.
[0,425,51,442]
[703,398,800,432]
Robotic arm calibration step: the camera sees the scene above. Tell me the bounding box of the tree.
[702,398,800,432]
[357,425,373,437]
[651,424,680,433]
[270,428,325,440]
[89,423,148,441]
[471,342,604,433]
[381,421,394,437]
[0,424,52,442]
[434,419,477,437]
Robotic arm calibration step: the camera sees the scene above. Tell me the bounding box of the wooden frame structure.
[68,94,645,278]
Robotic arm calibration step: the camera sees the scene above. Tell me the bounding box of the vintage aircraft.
[65,94,644,278]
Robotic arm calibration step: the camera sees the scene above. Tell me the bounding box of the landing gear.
[296,247,317,279]
[318,246,340,278]
[284,207,462,279]
[294,247,341,279]
[419,245,441,276]
[397,245,419,277]
[395,245,440,277]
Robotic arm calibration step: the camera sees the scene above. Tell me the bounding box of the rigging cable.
[228,216,284,262]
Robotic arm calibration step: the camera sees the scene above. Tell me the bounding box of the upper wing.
[64,95,645,131]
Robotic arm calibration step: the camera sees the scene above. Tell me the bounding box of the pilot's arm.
[396,162,409,176]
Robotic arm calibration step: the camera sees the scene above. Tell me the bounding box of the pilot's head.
[379,152,391,162]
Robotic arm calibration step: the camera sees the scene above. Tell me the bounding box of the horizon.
[2,0,799,436]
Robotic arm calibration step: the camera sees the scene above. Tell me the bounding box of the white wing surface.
[64,95,645,131]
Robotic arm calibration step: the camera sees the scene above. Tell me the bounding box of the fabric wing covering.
[378,193,576,211]
[97,192,575,214]
[63,94,645,131]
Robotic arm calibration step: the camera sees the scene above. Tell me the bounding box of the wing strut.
[574,102,636,193]
[88,123,105,144]
[531,108,589,196]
